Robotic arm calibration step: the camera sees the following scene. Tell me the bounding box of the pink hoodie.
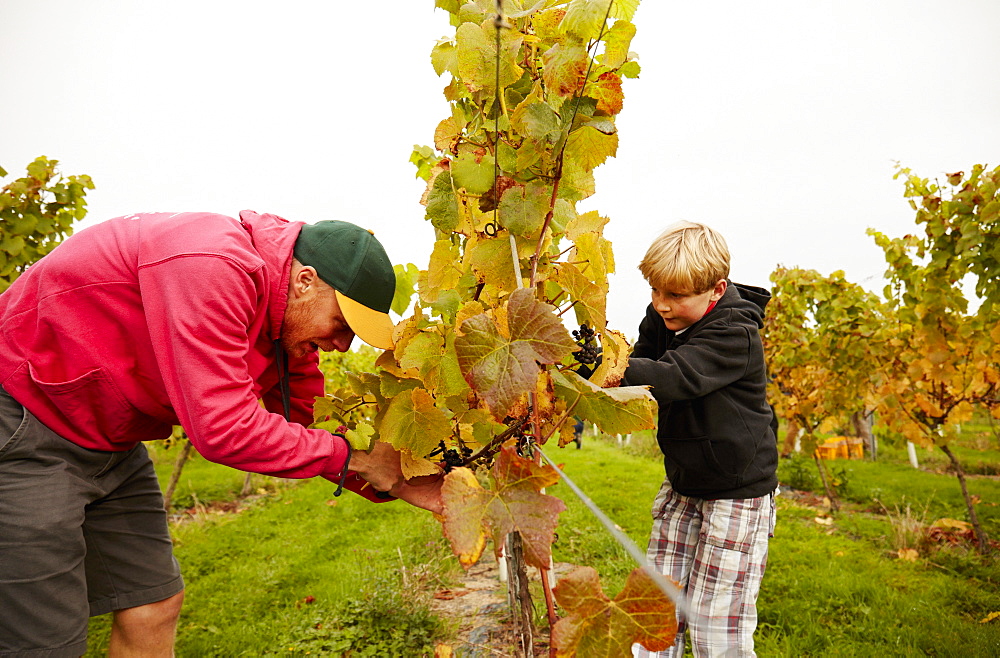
[0,210,349,480]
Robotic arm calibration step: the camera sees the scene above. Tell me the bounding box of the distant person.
[0,211,442,657]
[623,221,778,658]
[572,416,584,448]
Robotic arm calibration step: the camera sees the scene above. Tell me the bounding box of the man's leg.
[84,443,185,651]
[0,389,93,657]
[109,590,184,657]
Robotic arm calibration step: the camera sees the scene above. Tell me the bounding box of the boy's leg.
[633,482,703,658]
[685,492,776,657]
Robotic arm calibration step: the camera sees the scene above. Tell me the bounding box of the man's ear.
[710,279,727,302]
[290,264,319,298]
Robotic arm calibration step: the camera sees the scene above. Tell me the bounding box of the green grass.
[86,461,457,656]
[83,434,1000,656]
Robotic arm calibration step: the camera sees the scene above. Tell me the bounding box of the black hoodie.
[623,282,778,499]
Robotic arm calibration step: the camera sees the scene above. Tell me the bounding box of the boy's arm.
[630,304,664,360]
[625,322,753,402]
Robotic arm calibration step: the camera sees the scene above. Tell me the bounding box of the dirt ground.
[429,553,576,657]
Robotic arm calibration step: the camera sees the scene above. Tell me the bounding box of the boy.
[624,221,778,657]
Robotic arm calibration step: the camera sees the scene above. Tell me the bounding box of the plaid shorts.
[633,481,777,658]
[0,386,184,657]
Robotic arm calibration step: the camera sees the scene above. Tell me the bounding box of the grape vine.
[314,1,677,653]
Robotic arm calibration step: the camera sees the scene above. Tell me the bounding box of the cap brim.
[335,290,395,350]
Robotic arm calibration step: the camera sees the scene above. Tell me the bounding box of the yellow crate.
[814,436,864,460]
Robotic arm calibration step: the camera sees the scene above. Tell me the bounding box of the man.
[0,210,442,657]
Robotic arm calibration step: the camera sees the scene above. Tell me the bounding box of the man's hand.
[348,441,405,493]
[390,475,444,515]
[348,442,444,514]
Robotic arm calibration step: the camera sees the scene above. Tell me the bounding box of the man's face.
[650,279,726,332]
[282,266,355,358]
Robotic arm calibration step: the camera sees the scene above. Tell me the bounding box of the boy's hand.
[575,352,602,380]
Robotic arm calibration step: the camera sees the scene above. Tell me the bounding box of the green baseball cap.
[293,220,396,350]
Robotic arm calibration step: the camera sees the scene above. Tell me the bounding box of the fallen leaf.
[897,548,919,562]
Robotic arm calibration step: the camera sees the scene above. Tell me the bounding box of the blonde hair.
[639,221,730,293]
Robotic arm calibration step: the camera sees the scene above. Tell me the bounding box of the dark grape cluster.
[435,441,473,472]
[572,323,601,364]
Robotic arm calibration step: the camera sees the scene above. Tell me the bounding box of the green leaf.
[425,171,460,231]
[391,263,420,315]
[499,180,550,238]
[510,99,561,142]
[378,387,452,458]
[620,60,641,78]
[551,370,656,435]
[0,165,7,178]
[558,159,596,202]
[451,150,496,195]
[455,288,576,418]
[345,422,376,451]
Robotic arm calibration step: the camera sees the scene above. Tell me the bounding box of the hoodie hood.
[238,209,305,341]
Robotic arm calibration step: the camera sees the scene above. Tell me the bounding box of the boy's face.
[650,279,727,332]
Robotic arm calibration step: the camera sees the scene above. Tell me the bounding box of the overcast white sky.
[3,0,998,337]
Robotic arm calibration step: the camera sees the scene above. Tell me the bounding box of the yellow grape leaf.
[455,300,485,336]
[559,159,596,201]
[552,566,677,657]
[419,240,462,304]
[552,261,607,332]
[440,447,565,569]
[378,388,452,458]
[566,126,619,171]
[565,209,608,241]
[455,288,576,419]
[602,19,636,69]
[571,231,614,289]
[400,447,443,479]
[456,20,523,93]
[542,42,587,97]
[589,328,630,388]
[464,232,520,292]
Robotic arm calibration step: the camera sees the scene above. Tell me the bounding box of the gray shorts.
[0,386,184,657]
